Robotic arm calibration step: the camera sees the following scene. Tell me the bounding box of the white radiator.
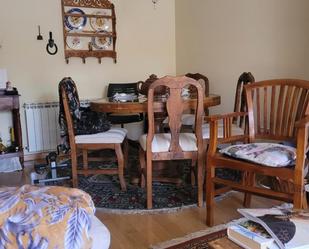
[24,100,91,153]
[24,102,61,153]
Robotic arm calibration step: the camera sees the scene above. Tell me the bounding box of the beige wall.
[0,0,176,102]
[176,0,309,114]
[0,0,176,146]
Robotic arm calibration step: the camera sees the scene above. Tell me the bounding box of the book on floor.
[230,207,309,249]
[227,220,279,249]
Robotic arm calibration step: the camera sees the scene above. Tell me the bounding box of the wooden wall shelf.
[61,0,117,64]
[0,89,23,165]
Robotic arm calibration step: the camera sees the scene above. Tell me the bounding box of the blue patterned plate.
[65,8,87,30]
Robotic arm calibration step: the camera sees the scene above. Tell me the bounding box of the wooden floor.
[0,166,280,249]
[96,194,279,249]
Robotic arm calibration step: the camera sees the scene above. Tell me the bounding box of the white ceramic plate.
[66,34,83,49]
[90,10,111,32]
[92,32,112,50]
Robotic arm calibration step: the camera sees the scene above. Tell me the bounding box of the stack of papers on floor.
[227,207,309,249]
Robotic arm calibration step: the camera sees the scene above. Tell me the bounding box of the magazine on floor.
[236,207,309,249]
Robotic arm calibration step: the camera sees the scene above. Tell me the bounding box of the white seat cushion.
[90,215,110,249]
[163,114,196,126]
[75,128,127,144]
[139,133,197,152]
[202,123,244,139]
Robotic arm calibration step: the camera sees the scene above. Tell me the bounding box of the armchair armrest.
[207,112,248,154]
[205,112,247,122]
[295,115,309,128]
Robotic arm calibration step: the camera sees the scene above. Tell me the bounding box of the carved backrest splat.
[147,76,204,153]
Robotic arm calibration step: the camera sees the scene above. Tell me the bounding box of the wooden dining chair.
[186,73,210,116]
[60,84,128,190]
[202,72,255,141]
[139,76,205,209]
[107,82,143,128]
[206,79,309,226]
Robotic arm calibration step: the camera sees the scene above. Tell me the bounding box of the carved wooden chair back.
[204,73,254,144]
[233,72,255,126]
[186,73,210,116]
[147,76,204,155]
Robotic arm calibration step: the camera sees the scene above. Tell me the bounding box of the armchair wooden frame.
[139,76,205,209]
[206,79,309,226]
[61,86,128,190]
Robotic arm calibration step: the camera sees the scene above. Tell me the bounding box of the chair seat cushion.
[202,123,244,139]
[75,128,127,144]
[139,133,197,152]
[220,143,296,167]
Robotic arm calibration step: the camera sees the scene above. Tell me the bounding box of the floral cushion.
[220,143,296,167]
[0,185,95,249]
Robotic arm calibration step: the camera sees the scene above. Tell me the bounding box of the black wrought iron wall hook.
[46,32,58,55]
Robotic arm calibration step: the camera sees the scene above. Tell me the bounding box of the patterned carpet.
[45,145,239,211]
[79,174,197,210]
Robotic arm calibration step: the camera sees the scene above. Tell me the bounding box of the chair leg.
[139,147,146,188]
[206,157,215,227]
[146,152,153,209]
[115,144,127,191]
[243,172,255,208]
[293,181,305,209]
[191,157,196,186]
[302,191,308,209]
[82,149,88,176]
[123,138,129,169]
[197,155,203,207]
[71,147,78,188]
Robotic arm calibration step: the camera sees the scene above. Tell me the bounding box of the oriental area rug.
[45,146,239,213]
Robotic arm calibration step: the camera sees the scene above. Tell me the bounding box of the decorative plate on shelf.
[90,10,111,32]
[66,33,83,50]
[65,8,87,30]
[91,32,112,50]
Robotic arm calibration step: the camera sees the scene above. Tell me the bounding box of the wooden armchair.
[139,76,205,209]
[60,84,128,190]
[206,79,309,226]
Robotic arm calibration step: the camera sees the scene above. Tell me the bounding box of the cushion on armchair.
[220,143,296,167]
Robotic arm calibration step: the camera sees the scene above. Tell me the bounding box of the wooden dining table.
[90,94,221,113]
